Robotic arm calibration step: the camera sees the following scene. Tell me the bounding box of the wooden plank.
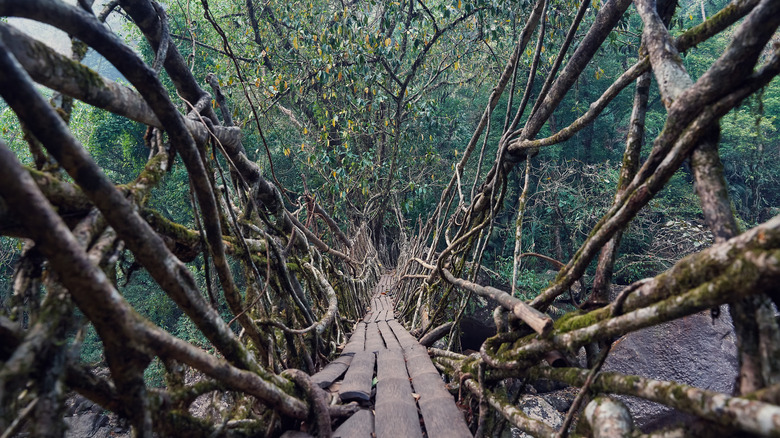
[404,345,438,375]
[417,393,471,438]
[364,322,385,352]
[375,399,422,438]
[333,409,374,438]
[404,346,471,438]
[378,321,401,351]
[378,296,387,310]
[345,323,366,353]
[313,322,368,388]
[375,349,422,438]
[339,351,375,402]
[376,348,412,382]
[388,321,418,349]
[311,353,353,388]
[409,371,449,394]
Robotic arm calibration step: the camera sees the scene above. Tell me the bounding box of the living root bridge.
[0,0,381,435]
[391,0,780,434]
[421,214,780,437]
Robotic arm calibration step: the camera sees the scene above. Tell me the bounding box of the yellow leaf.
[284,147,291,157]
[457,0,461,8]
[303,127,308,134]
[338,71,343,81]
[293,36,299,50]
[301,143,305,151]
[332,170,337,178]
[385,37,391,47]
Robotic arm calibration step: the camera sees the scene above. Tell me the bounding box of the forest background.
[3,0,774,368]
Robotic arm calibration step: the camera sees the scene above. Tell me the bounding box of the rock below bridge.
[602,304,737,431]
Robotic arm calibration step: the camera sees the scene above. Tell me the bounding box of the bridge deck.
[310,274,472,438]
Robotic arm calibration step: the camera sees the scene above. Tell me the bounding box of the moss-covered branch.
[532,366,780,436]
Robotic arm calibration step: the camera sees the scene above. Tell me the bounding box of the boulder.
[64,412,112,438]
[63,394,129,438]
[512,395,563,438]
[542,393,574,413]
[602,304,737,432]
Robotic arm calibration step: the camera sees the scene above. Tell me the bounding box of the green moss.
[552,309,584,329]
[554,308,606,333]
[142,209,201,247]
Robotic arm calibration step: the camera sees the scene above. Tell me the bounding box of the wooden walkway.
[310,274,472,438]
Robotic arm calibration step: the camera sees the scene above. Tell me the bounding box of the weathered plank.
[313,323,367,388]
[339,351,375,402]
[375,349,422,438]
[405,345,471,438]
[404,345,438,375]
[388,320,419,349]
[416,391,471,438]
[344,322,367,353]
[333,409,374,438]
[311,353,353,388]
[364,322,385,353]
[377,321,401,350]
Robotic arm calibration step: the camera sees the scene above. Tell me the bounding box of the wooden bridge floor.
[308,274,472,438]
